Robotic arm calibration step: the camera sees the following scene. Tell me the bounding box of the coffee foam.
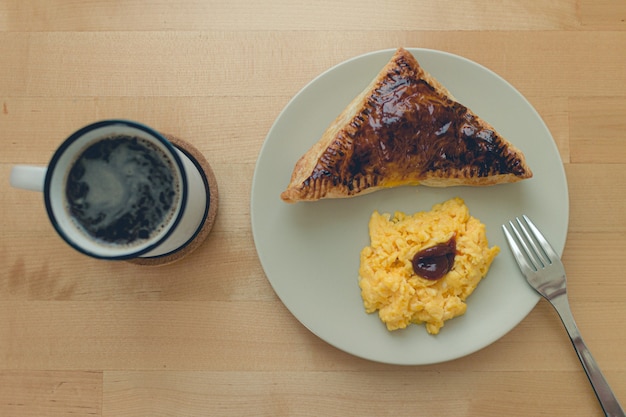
[65,135,181,248]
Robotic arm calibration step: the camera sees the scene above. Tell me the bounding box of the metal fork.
[503,216,625,417]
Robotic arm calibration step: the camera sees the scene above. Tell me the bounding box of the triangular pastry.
[281,48,532,203]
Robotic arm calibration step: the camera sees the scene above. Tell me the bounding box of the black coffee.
[65,135,180,246]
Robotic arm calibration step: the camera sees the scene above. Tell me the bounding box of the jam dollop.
[412,236,457,280]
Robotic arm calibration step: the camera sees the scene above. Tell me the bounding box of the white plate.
[251,48,569,365]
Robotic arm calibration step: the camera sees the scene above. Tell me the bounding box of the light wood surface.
[1,1,625,416]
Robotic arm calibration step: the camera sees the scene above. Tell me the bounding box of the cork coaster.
[127,134,218,266]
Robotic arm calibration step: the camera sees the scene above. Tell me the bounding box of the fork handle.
[549,293,625,417]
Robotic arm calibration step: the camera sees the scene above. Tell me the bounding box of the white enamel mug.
[10,120,209,260]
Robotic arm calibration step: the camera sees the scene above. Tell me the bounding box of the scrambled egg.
[358,197,499,334]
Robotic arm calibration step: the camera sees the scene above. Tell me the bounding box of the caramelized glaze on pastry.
[281,48,532,203]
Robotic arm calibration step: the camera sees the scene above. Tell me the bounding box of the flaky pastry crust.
[281,48,532,203]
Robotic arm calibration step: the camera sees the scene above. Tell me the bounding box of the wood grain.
[100,369,608,416]
[0,371,102,417]
[0,0,584,32]
[1,1,625,416]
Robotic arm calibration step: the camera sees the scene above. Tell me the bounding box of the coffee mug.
[10,120,209,260]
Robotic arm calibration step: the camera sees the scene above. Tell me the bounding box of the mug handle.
[10,165,48,192]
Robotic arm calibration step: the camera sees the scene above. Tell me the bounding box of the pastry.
[281,48,532,203]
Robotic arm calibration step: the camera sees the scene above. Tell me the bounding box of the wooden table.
[1,1,625,416]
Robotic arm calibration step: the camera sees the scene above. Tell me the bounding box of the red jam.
[412,236,457,280]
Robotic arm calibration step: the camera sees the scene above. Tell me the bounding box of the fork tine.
[502,223,535,273]
[508,219,542,271]
[522,215,560,263]
[516,217,550,267]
